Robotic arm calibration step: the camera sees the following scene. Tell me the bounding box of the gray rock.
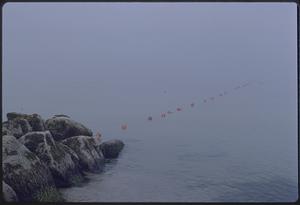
[2,135,57,201]
[3,112,47,138]
[99,139,125,158]
[6,112,27,121]
[2,123,10,136]
[6,112,46,131]
[3,181,18,202]
[45,116,93,141]
[18,131,52,152]
[62,136,104,172]
[19,131,84,187]
[2,118,32,138]
[94,144,105,160]
[54,114,70,118]
[16,118,32,133]
[27,113,46,131]
[59,142,80,162]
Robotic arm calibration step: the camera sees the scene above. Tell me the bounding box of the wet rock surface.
[3,181,18,202]
[45,116,93,141]
[2,118,32,138]
[6,112,46,132]
[98,139,125,158]
[62,136,105,172]
[2,135,57,201]
[2,112,124,202]
[19,131,84,187]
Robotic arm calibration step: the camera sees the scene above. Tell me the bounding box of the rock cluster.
[2,112,125,202]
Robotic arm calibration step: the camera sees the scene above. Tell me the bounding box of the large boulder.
[2,135,58,201]
[3,112,46,138]
[2,123,10,136]
[98,139,125,159]
[62,136,104,172]
[45,116,93,141]
[19,131,84,187]
[27,113,46,131]
[2,118,32,139]
[6,112,28,121]
[3,181,18,202]
[6,112,46,132]
[59,143,81,169]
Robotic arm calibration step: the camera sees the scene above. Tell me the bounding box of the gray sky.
[2,2,297,135]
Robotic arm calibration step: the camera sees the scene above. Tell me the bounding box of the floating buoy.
[117,82,252,132]
[121,124,127,130]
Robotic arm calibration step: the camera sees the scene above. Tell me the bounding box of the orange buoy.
[121,124,127,130]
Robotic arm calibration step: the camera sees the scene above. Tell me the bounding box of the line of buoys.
[120,81,260,131]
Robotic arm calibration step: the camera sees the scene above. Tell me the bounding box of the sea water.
[60,81,298,202]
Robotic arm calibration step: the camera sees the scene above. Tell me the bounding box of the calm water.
[61,82,298,202]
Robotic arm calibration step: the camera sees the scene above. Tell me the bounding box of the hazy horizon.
[2,2,298,202]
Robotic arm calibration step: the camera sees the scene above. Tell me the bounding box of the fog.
[2,3,298,202]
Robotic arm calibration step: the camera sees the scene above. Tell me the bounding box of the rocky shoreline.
[2,113,124,202]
